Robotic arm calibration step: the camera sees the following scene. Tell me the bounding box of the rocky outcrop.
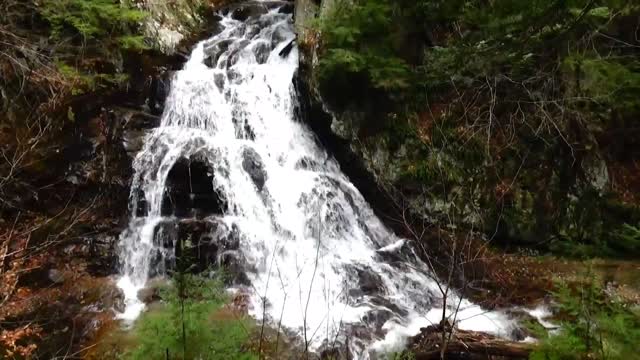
[292,0,639,257]
[139,0,217,53]
[0,4,235,357]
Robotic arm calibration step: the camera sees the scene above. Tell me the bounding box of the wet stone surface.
[162,154,227,217]
[242,147,267,191]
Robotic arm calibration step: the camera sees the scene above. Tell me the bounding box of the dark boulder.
[253,41,272,64]
[356,266,385,296]
[225,39,252,69]
[278,2,295,14]
[134,188,148,217]
[271,25,291,49]
[120,107,162,158]
[122,129,148,156]
[214,72,226,90]
[362,309,395,337]
[229,3,269,21]
[177,218,224,269]
[242,147,267,191]
[173,219,248,284]
[369,297,409,317]
[137,285,161,304]
[204,39,233,68]
[162,153,227,217]
[147,69,173,115]
[219,250,251,285]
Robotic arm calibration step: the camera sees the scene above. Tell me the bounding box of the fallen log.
[409,324,535,360]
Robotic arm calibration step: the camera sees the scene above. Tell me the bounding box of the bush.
[126,274,257,360]
[530,274,640,360]
[37,0,148,95]
[39,0,146,49]
[315,0,411,95]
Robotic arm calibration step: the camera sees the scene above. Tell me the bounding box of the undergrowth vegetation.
[312,0,640,258]
[126,274,257,360]
[530,272,640,360]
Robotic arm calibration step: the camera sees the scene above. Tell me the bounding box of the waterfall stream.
[116,2,513,357]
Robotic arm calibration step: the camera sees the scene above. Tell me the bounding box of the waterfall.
[116,2,513,357]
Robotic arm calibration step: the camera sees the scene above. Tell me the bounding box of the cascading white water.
[117,2,513,357]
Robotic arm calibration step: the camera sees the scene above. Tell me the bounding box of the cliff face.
[0,1,225,356]
[293,0,640,258]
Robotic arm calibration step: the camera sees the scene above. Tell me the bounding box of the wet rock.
[226,39,252,68]
[147,69,173,115]
[83,276,125,312]
[278,2,295,14]
[253,41,272,64]
[214,72,226,90]
[86,233,119,276]
[230,3,269,21]
[138,287,160,304]
[178,218,222,241]
[147,221,179,277]
[204,39,233,68]
[153,219,178,248]
[122,129,148,156]
[271,25,292,49]
[163,153,227,217]
[220,251,251,285]
[362,309,394,337]
[172,219,250,284]
[369,297,409,317]
[134,189,148,217]
[175,218,243,273]
[137,279,166,304]
[121,109,161,157]
[203,54,220,69]
[177,218,222,269]
[220,223,242,251]
[357,267,384,295]
[345,265,386,299]
[242,147,267,191]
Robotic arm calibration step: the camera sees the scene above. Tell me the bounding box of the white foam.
[116,5,513,358]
